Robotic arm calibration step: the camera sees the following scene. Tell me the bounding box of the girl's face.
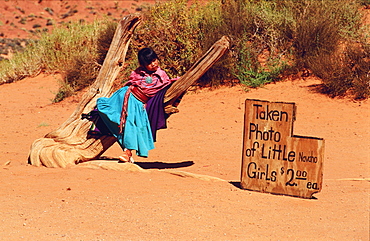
[145,59,159,72]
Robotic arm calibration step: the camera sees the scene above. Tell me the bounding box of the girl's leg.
[118,148,135,163]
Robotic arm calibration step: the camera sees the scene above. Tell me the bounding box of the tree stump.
[28,15,230,168]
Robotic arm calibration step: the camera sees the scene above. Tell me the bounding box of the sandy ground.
[0,74,369,240]
[0,1,369,240]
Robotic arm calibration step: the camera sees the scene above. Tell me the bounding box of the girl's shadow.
[135,161,194,169]
[97,156,194,170]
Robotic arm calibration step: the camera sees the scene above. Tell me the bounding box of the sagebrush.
[0,0,368,100]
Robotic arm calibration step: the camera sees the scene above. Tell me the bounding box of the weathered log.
[28,15,141,167]
[28,15,230,168]
[164,36,230,114]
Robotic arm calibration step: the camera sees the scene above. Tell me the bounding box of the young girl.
[96,48,177,163]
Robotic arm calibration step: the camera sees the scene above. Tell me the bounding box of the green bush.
[293,1,342,70]
[309,43,370,99]
[0,0,368,101]
[0,19,115,101]
[357,0,370,7]
[292,0,369,99]
[128,0,202,79]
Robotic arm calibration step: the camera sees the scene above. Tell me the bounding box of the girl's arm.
[170,77,180,82]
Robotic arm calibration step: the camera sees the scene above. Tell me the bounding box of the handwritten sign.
[240,99,324,199]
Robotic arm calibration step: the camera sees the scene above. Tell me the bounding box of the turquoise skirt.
[96,86,154,157]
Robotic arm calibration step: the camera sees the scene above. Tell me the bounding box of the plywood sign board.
[241,99,325,199]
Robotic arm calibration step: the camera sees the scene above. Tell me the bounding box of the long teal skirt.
[96,86,154,157]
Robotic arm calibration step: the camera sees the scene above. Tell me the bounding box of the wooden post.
[28,15,230,168]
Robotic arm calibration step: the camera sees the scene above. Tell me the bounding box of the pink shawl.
[124,67,176,97]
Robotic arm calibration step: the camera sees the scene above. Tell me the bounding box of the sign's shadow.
[229,181,242,189]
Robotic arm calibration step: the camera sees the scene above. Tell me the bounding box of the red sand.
[0,1,369,240]
[0,0,155,39]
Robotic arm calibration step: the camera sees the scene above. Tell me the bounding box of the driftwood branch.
[164,36,230,106]
[28,15,229,168]
[28,15,141,167]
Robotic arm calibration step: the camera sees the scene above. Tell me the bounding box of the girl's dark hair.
[138,47,158,67]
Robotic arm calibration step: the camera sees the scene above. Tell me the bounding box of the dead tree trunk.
[164,36,230,114]
[28,15,230,168]
[28,15,141,168]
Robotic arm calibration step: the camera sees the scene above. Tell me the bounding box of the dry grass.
[0,0,368,100]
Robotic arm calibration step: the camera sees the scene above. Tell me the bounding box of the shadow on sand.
[97,156,194,170]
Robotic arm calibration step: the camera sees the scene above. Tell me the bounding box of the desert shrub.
[348,44,370,99]
[293,0,342,70]
[344,43,370,99]
[43,20,116,101]
[292,0,369,98]
[96,21,117,65]
[0,0,368,100]
[307,51,353,97]
[332,1,363,39]
[127,0,202,80]
[53,81,74,103]
[187,0,293,87]
[307,42,369,99]
[52,21,117,102]
[199,0,249,86]
[37,20,103,73]
[358,0,370,7]
[0,19,115,100]
[235,44,287,88]
[0,40,43,84]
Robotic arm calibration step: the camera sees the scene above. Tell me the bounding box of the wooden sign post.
[241,99,324,199]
